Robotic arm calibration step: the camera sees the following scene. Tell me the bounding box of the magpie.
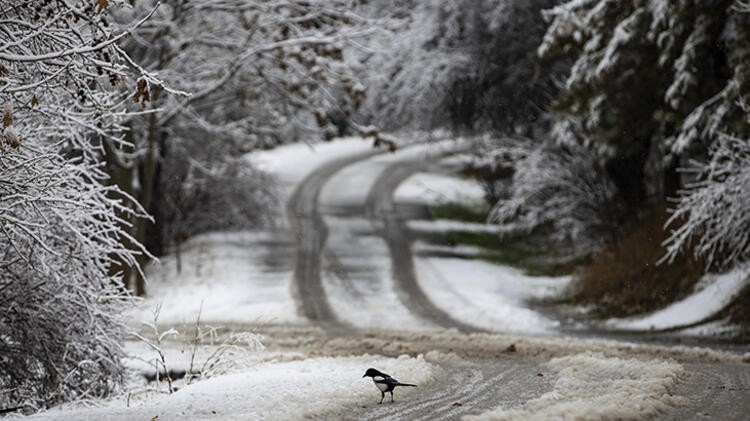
[362,368,417,404]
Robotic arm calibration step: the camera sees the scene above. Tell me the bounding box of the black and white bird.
[362,368,417,404]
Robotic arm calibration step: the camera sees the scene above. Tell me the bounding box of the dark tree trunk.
[103,130,136,291]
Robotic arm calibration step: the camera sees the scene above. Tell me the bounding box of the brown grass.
[573,207,704,318]
[724,284,750,340]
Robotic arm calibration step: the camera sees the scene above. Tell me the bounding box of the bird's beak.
[362,374,367,377]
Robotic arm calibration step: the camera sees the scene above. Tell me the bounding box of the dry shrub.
[573,207,704,318]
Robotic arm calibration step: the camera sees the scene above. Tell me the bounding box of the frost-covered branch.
[663,133,750,269]
[0,0,164,410]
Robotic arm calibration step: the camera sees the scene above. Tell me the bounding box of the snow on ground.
[466,353,684,421]
[414,257,570,335]
[131,231,303,327]
[319,138,468,209]
[322,216,437,331]
[408,219,501,234]
[316,139,470,331]
[394,171,486,205]
[607,265,750,331]
[32,354,435,421]
[248,136,383,201]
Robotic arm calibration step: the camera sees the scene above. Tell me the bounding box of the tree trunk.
[133,114,159,296]
[103,131,136,291]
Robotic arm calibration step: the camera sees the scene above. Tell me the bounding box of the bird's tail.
[396,382,417,387]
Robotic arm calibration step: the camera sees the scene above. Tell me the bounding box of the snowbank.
[32,354,435,421]
[466,353,684,421]
[607,266,749,331]
[415,257,570,334]
[131,231,303,326]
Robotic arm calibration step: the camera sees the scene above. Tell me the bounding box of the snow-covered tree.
[538,0,750,208]
[663,133,750,270]
[103,1,369,287]
[120,0,367,148]
[0,0,158,409]
[360,0,559,133]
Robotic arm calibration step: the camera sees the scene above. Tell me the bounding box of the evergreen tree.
[538,0,750,209]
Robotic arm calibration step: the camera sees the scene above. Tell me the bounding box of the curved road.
[287,148,385,332]
[288,140,479,333]
[365,159,482,333]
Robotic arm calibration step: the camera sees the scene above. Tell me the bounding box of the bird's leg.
[379,392,384,404]
[390,391,394,402]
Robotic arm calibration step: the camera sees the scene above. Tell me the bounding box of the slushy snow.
[466,353,684,421]
[319,138,469,209]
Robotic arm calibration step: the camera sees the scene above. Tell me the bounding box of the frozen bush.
[489,138,622,254]
[663,134,750,269]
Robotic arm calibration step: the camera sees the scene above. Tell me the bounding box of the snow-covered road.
[34,137,750,420]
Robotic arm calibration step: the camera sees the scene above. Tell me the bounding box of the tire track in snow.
[662,362,750,420]
[365,159,483,333]
[287,149,385,332]
[355,361,550,421]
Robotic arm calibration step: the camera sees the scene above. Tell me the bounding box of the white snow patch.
[33,355,435,421]
[466,353,684,421]
[408,219,500,234]
[248,136,377,200]
[415,257,570,334]
[394,172,486,205]
[607,266,750,331]
[131,231,303,326]
[319,139,468,209]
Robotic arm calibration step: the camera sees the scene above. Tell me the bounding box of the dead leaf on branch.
[4,128,20,149]
[96,0,109,13]
[133,78,150,105]
[3,105,11,128]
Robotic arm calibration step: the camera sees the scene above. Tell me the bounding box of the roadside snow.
[414,257,570,334]
[131,231,303,326]
[607,266,750,331]
[394,172,486,205]
[408,219,501,234]
[32,354,435,421]
[466,353,684,421]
